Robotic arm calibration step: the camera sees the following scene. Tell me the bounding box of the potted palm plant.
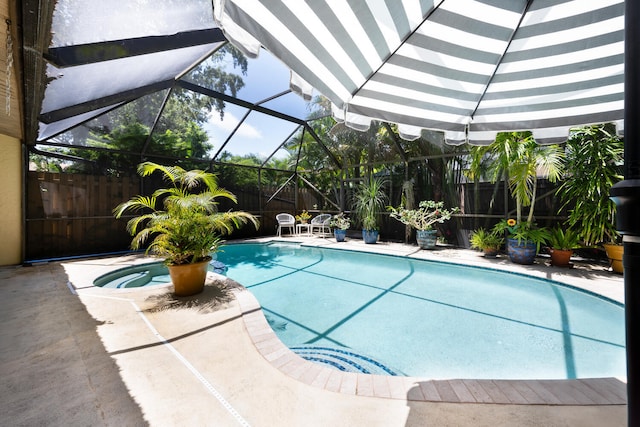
[352,176,388,244]
[388,200,459,249]
[547,227,581,267]
[113,162,259,296]
[329,212,351,242]
[471,132,562,264]
[469,227,504,257]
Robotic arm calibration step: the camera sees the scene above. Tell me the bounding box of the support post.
[611,2,640,425]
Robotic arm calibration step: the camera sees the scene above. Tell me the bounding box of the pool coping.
[234,287,627,406]
[226,237,627,406]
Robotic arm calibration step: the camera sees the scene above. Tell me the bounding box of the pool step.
[291,346,402,376]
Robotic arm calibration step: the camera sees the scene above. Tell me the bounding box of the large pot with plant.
[329,213,351,242]
[547,227,581,268]
[388,200,458,250]
[469,132,562,265]
[352,176,388,244]
[114,162,259,296]
[493,219,549,265]
[556,124,624,273]
[469,227,504,258]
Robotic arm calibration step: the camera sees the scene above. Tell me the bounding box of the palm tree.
[114,162,259,265]
[470,132,564,225]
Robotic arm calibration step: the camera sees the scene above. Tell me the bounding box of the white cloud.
[205,111,262,139]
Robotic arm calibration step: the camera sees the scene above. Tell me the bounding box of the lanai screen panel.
[50,0,216,45]
[39,0,226,139]
[40,44,222,124]
[213,110,300,160]
[44,91,171,147]
[38,104,123,142]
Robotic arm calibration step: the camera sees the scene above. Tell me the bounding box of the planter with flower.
[493,218,549,265]
[388,200,459,250]
[469,227,504,258]
[329,213,351,242]
[113,162,259,296]
[295,210,312,224]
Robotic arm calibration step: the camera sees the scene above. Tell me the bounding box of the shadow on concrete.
[0,263,148,426]
[142,276,243,313]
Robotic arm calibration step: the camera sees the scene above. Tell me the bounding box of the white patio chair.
[276,213,295,237]
[310,213,332,236]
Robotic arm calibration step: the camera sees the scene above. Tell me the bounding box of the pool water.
[216,242,626,380]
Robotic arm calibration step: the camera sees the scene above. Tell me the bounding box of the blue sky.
[203,50,313,160]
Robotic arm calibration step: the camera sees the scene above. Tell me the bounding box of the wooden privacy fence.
[26,172,142,260]
[25,172,317,260]
[25,172,567,260]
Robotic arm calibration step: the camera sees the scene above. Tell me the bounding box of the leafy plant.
[467,132,564,228]
[329,213,351,230]
[388,200,458,231]
[556,123,623,246]
[113,162,259,265]
[493,218,550,252]
[352,176,388,231]
[547,227,582,251]
[469,228,504,251]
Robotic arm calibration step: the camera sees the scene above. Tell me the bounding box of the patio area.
[0,237,626,426]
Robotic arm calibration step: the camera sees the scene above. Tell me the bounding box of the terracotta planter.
[507,238,537,265]
[483,247,499,258]
[416,229,437,250]
[550,248,573,267]
[604,243,624,274]
[334,229,347,242]
[168,257,211,296]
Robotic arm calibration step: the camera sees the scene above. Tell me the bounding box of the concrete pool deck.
[0,237,627,426]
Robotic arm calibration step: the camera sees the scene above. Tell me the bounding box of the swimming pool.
[215,242,625,380]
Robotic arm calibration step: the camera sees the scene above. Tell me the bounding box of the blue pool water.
[94,242,626,379]
[214,242,625,380]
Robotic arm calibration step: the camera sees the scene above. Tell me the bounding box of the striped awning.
[213,0,624,145]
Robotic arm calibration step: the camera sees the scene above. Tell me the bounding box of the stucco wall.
[0,134,23,265]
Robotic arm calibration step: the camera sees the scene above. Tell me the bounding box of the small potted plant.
[352,176,388,244]
[388,200,459,249]
[295,210,312,224]
[469,227,504,258]
[113,162,259,296]
[547,227,582,267]
[493,218,549,265]
[329,213,351,242]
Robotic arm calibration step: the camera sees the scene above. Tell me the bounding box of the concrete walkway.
[0,238,627,426]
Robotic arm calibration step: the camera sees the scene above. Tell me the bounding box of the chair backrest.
[311,213,332,225]
[276,213,295,224]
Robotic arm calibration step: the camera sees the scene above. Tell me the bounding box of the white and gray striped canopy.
[214,0,624,145]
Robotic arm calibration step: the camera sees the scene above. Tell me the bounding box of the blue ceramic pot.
[416,229,437,249]
[507,238,537,264]
[362,229,378,244]
[334,229,347,242]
